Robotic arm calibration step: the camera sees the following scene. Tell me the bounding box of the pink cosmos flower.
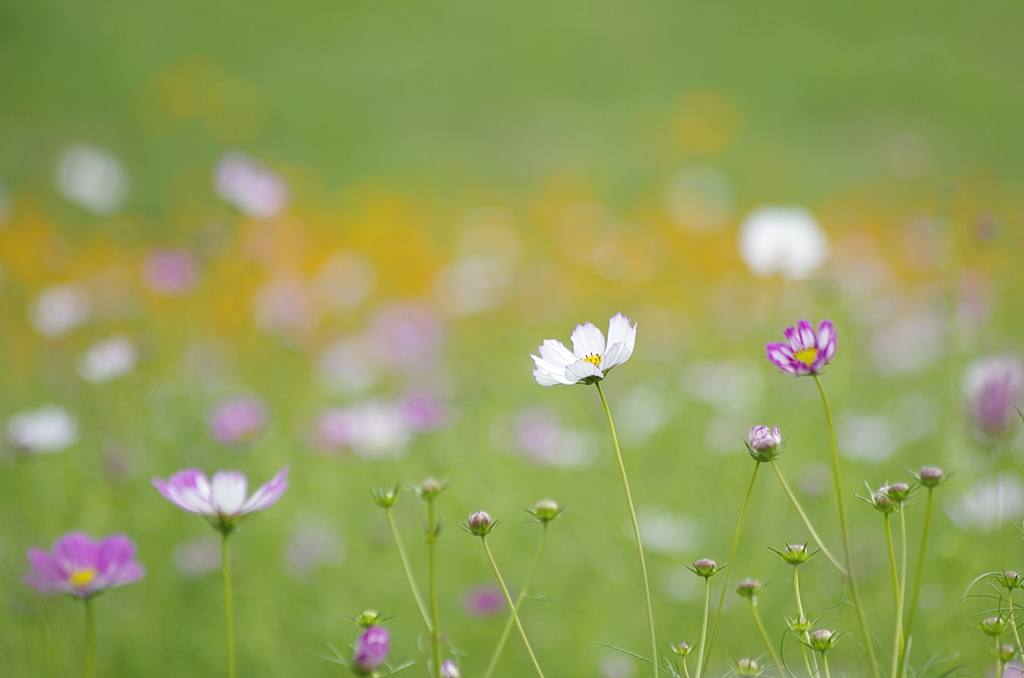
[765,319,837,376]
[143,249,199,296]
[352,626,389,675]
[152,467,289,532]
[532,313,637,386]
[24,532,144,598]
[208,397,268,447]
[748,425,781,451]
[462,584,504,617]
[963,356,1024,440]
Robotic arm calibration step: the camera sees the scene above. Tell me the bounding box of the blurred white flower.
[869,312,944,375]
[7,405,79,453]
[54,143,129,215]
[316,252,375,311]
[285,520,346,579]
[78,335,139,383]
[948,475,1024,533]
[214,151,288,219]
[837,412,896,463]
[434,256,513,316]
[314,402,411,460]
[615,383,672,445]
[738,206,829,280]
[317,338,377,394]
[29,284,92,338]
[636,508,703,555]
[511,407,595,468]
[663,165,734,231]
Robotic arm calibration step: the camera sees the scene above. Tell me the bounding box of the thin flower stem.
[595,381,658,678]
[483,525,548,678]
[84,596,97,678]
[813,375,879,678]
[996,637,1005,678]
[694,577,711,678]
[427,499,442,678]
[794,567,818,678]
[222,533,236,678]
[770,460,847,576]
[898,488,934,677]
[1010,589,1023,654]
[821,652,832,678]
[884,515,899,607]
[702,463,760,678]
[385,507,433,633]
[750,598,787,678]
[889,512,908,678]
[481,537,546,678]
[682,656,692,678]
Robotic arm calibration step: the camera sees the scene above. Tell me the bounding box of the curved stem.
[884,515,899,607]
[481,538,546,678]
[899,489,934,677]
[595,382,658,678]
[694,578,711,678]
[385,507,433,633]
[222,533,236,678]
[813,375,879,678]
[750,597,787,678]
[483,525,548,678]
[702,463,760,678]
[427,500,442,678]
[794,567,818,678]
[84,597,97,678]
[770,460,846,576]
[889,512,908,678]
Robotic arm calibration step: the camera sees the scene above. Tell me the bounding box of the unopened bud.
[746,425,782,462]
[772,543,815,566]
[533,499,560,523]
[999,571,1024,590]
[371,486,398,509]
[735,658,760,676]
[884,483,912,503]
[670,642,692,656]
[980,616,1010,637]
[787,616,812,633]
[918,466,945,488]
[419,477,441,500]
[996,644,1019,663]
[735,578,762,598]
[871,489,897,514]
[691,558,718,578]
[356,609,382,627]
[466,511,495,536]
[808,628,839,652]
[441,660,460,678]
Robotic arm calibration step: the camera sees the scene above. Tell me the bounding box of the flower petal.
[153,469,214,515]
[210,471,248,516]
[531,357,579,386]
[570,322,606,360]
[24,548,67,592]
[241,466,290,513]
[538,339,576,369]
[602,315,636,370]
[766,342,810,376]
[566,360,602,381]
[52,532,99,572]
[818,320,837,362]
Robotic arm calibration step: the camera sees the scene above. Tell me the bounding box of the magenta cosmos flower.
[153,467,289,532]
[532,313,637,386]
[352,625,389,675]
[765,319,837,376]
[24,532,144,598]
[208,397,268,447]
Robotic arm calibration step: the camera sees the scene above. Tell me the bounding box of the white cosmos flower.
[531,313,637,386]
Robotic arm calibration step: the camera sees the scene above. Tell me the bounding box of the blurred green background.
[2,1,1024,677]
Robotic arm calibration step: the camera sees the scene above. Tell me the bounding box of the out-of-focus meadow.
[2,1,1024,676]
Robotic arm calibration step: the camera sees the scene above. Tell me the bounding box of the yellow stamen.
[68,568,96,589]
[582,354,602,367]
[793,347,818,366]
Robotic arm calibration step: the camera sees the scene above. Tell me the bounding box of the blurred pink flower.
[208,397,267,446]
[963,356,1024,441]
[366,302,444,371]
[462,584,504,617]
[254,277,317,338]
[312,402,411,459]
[214,151,288,220]
[766,319,836,376]
[24,532,144,598]
[512,407,595,467]
[285,521,346,579]
[143,249,199,295]
[399,391,449,431]
[153,467,289,532]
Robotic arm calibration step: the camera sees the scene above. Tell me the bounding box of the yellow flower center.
[68,568,96,589]
[793,347,818,366]
[582,354,602,367]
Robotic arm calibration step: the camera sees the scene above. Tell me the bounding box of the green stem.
[595,381,658,678]
[427,499,442,678]
[222,533,236,678]
[702,463,760,678]
[84,596,97,678]
[481,537,546,678]
[483,525,548,678]
[682,656,692,678]
[898,489,934,677]
[770,460,847,576]
[996,637,1005,678]
[821,652,832,678]
[794,567,818,678]
[813,375,879,678]
[1010,589,1023,654]
[694,577,711,678]
[750,597,787,678]
[889,512,907,678]
[884,515,899,607]
[385,507,433,633]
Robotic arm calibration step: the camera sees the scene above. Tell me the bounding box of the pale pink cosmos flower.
[963,356,1024,441]
[143,249,199,295]
[748,425,781,451]
[208,397,268,447]
[214,151,288,220]
[152,467,289,532]
[24,532,144,598]
[532,313,637,386]
[766,319,837,376]
[352,626,389,675]
[462,584,504,617]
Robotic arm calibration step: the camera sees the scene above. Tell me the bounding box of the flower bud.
[441,660,460,678]
[980,616,1010,637]
[996,644,1019,663]
[371,486,398,509]
[772,543,815,566]
[808,628,839,652]
[870,489,898,514]
[670,642,693,656]
[998,571,1024,590]
[884,483,912,504]
[352,626,389,675]
[418,477,442,501]
[735,578,763,598]
[357,609,383,627]
[746,425,782,462]
[532,499,560,523]
[787,616,812,633]
[917,466,945,488]
[735,658,760,676]
[691,558,719,578]
[466,511,496,536]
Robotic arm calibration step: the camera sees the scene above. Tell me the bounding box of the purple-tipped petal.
[210,471,249,516]
[766,343,800,375]
[241,466,289,513]
[818,320,837,362]
[795,320,816,351]
[153,469,214,515]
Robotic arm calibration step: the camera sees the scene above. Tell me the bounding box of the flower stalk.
[793,566,819,678]
[770,460,846,576]
[427,498,442,678]
[595,381,658,678]
[898,476,937,676]
[222,532,236,678]
[481,537,545,678]
[384,506,432,632]
[888,511,908,678]
[748,594,787,678]
[84,596,97,678]
[694,577,711,678]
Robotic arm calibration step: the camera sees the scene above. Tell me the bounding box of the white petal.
[531,355,578,385]
[602,323,636,370]
[210,472,248,515]
[571,322,606,360]
[538,339,576,369]
[567,360,602,381]
[605,313,633,347]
